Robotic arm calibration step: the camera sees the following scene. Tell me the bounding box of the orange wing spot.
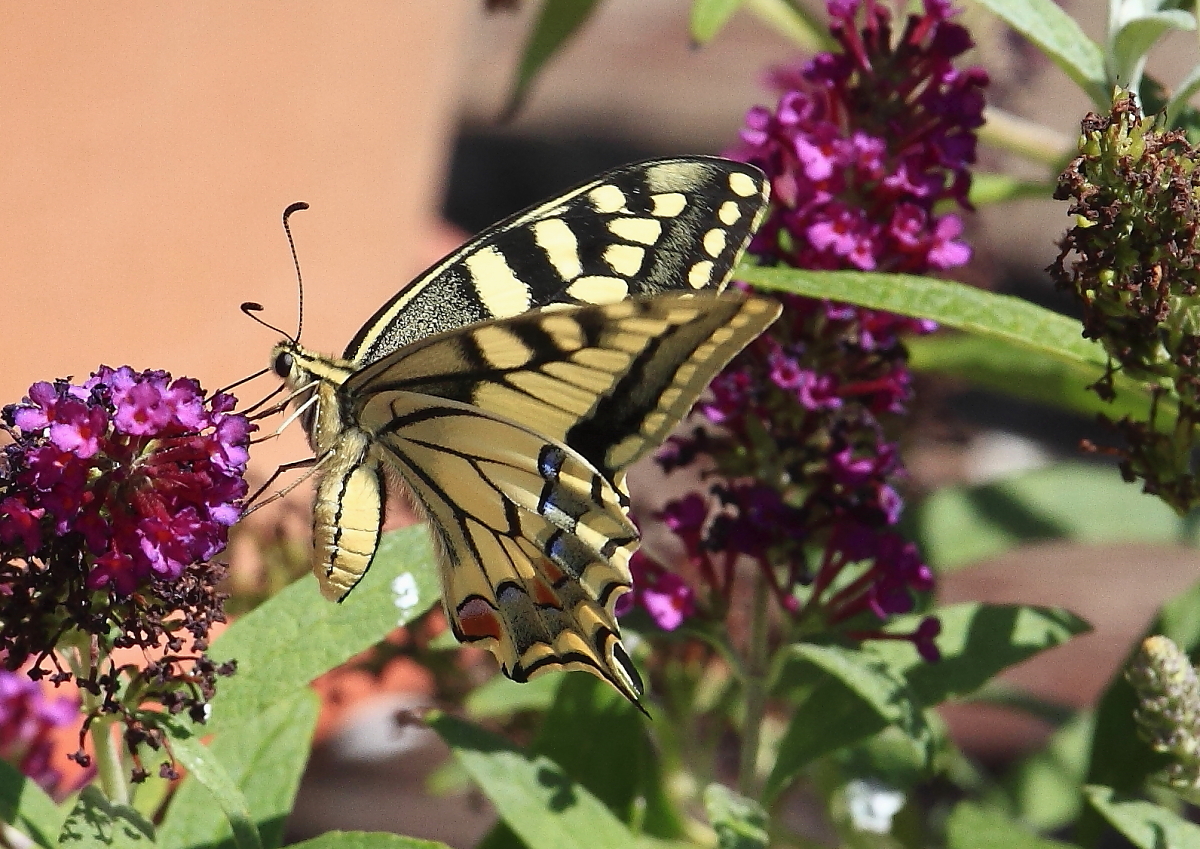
[539,556,566,583]
[455,597,504,641]
[532,575,560,607]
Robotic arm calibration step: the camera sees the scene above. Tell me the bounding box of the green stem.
[737,573,771,798]
[89,716,129,805]
[64,636,129,805]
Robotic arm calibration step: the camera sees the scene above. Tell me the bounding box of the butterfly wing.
[347,292,783,494]
[343,157,769,365]
[342,294,780,696]
[359,392,643,700]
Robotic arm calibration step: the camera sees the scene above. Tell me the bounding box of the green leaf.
[703,784,768,849]
[477,674,682,848]
[766,661,898,801]
[690,0,743,44]
[465,670,563,719]
[157,689,319,849]
[169,736,262,849]
[966,0,1106,104]
[742,0,828,49]
[913,462,1193,572]
[1166,61,1200,125]
[1085,784,1200,848]
[59,785,156,847]
[967,173,1054,205]
[1110,11,1196,88]
[287,833,451,849]
[946,801,1076,849]
[999,710,1093,832]
[906,333,1157,425]
[429,711,634,849]
[876,604,1090,707]
[505,0,602,117]
[791,644,933,754]
[767,604,1088,799]
[534,674,682,837]
[0,759,66,848]
[737,267,1106,370]
[742,266,1174,427]
[205,526,439,735]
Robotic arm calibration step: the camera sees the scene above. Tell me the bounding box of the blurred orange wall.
[0,4,470,475]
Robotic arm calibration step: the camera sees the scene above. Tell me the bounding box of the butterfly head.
[270,340,313,396]
[269,340,356,453]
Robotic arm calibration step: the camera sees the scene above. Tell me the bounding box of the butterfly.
[270,156,781,703]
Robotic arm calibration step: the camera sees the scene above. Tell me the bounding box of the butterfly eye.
[272,351,294,378]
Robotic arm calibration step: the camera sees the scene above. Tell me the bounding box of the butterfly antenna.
[282,201,310,342]
[240,301,297,342]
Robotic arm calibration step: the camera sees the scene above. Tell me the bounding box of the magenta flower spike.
[624,0,985,664]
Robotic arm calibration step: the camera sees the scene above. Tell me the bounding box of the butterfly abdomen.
[311,428,386,602]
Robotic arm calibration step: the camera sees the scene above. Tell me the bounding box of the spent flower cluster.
[0,367,249,780]
[1051,94,1200,513]
[624,0,985,663]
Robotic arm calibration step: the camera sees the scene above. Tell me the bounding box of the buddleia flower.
[628,0,983,664]
[0,366,249,781]
[1126,635,1200,795]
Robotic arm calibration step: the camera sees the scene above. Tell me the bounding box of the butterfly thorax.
[270,341,360,455]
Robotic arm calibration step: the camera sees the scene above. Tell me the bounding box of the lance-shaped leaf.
[429,712,635,849]
[0,760,65,849]
[59,786,156,848]
[205,526,439,735]
[767,603,1088,799]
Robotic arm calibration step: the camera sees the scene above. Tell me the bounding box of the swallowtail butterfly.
[271,157,781,702]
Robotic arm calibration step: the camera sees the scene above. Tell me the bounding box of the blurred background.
[3,2,1199,845]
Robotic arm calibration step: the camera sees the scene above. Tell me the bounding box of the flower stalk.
[738,572,772,798]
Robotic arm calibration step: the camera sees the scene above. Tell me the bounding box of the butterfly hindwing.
[342,157,769,366]
[332,293,779,696]
[358,391,642,700]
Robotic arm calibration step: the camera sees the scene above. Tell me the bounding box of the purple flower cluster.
[0,366,247,783]
[1,367,250,595]
[0,669,80,795]
[624,0,984,663]
[733,0,984,273]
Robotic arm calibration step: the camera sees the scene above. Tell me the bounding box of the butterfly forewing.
[346,293,782,492]
[276,157,778,704]
[342,157,769,366]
